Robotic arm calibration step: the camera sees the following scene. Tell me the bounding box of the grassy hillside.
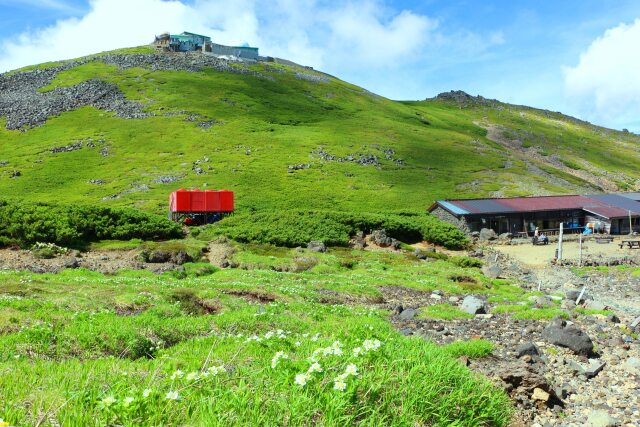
[0,245,514,425]
[2,47,638,217]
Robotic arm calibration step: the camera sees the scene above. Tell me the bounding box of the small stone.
[430,294,443,300]
[532,387,550,402]
[461,295,487,315]
[586,410,619,427]
[584,360,606,379]
[482,264,502,279]
[400,328,413,336]
[622,357,640,374]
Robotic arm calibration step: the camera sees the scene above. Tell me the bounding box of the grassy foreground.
[0,244,514,426]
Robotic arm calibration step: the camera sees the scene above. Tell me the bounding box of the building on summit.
[153,31,259,60]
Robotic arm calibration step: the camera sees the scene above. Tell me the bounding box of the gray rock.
[622,357,640,374]
[516,342,540,358]
[584,360,606,378]
[371,229,394,247]
[399,308,417,320]
[498,232,513,240]
[585,300,608,311]
[542,317,596,357]
[482,264,502,279]
[629,315,640,329]
[479,228,497,241]
[63,257,79,269]
[566,288,590,302]
[307,241,326,253]
[461,296,487,315]
[400,328,413,336]
[587,410,619,427]
[529,295,555,307]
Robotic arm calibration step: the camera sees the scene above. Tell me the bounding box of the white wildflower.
[123,396,135,407]
[165,390,179,400]
[265,331,275,339]
[307,362,323,373]
[310,333,320,342]
[142,389,152,398]
[333,376,347,391]
[217,364,227,373]
[294,373,310,387]
[344,363,358,377]
[101,396,116,407]
[186,371,200,381]
[295,341,302,347]
[271,351,289,369]
[353,347,362,357]
[170,369,184,380]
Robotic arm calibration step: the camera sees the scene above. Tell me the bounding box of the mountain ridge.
[1,46,639,215]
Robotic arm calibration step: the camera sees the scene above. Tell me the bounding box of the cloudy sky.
[1,0,640,131]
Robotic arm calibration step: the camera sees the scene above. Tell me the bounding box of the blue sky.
[1,0,640,131]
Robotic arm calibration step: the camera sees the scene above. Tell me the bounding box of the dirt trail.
[480,122,618,192]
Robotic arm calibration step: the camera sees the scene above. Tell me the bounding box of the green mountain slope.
[1,47,639,216]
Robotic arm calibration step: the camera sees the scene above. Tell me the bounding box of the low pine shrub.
[0,200,182,248]
[205,210,469,249]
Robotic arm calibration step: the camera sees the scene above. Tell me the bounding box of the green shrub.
[0,200,182,248]
[450,256,482,268]
[204,210,468,249]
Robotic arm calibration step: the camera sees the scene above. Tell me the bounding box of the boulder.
[498,232,513,240]
[147,251,172,263]
[63,257,79,269]
[516,342,540,358]
[371,229,394,247]
[461,296,487,315]
[482,264,502,279]
[479,228,497,241]
[585,300,608,311]
[307,241,326,253]
[171,251,192,265]
[566,288,590,303]
[398,308,417,320]
[542,317,596,357]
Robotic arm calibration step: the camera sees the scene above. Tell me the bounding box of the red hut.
[169,189,234,224]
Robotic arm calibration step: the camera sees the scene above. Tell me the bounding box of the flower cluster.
[289,338,383,392]
[309,340,343,361]
[245,329,289,343]
[271,351,289,369]
[353,339,382,357]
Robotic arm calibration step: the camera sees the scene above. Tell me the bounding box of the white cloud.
[564,18,640,130]
[0,0,504,103]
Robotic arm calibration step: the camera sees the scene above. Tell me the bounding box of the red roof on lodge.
[430,193,640,219]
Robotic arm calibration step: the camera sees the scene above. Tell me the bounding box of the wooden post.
[630,210,633,235]
[579,233,582,267]
[558,222,564,261]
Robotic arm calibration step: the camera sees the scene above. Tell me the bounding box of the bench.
[595,237,614,244]
[619,240,640,249]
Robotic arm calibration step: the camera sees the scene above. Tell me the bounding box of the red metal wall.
[170,189,234,212]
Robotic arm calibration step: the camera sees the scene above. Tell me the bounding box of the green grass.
[419,304,474,320]
[3,47,638,220]
[575,308,614,316]
[0,245,514,425]
[492,303,568,320]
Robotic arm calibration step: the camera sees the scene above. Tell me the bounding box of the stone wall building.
[428,193,640,235]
